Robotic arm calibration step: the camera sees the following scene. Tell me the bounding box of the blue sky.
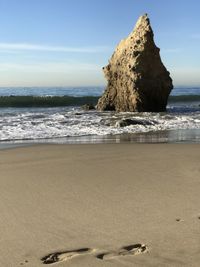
[0,0,199,87]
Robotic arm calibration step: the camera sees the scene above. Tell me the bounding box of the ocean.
[0,86,200,146]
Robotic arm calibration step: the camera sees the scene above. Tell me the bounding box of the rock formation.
[115,118,154,127]
[97,14,173,112]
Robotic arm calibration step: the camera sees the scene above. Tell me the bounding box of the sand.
[0,144,200,267]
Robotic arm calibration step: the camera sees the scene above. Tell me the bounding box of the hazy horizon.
[0,0,200,87]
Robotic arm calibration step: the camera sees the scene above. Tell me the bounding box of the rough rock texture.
[115,118,154,127]
[97,14,173,112]
[82,104,95,110]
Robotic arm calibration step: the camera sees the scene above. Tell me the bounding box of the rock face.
[115,118,153,127]
[97,14,173,112]
[82,104,95,110]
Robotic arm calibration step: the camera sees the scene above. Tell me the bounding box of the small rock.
[116,118,150,127]
[82,104,95,110]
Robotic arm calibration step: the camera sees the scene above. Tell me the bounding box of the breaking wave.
[0,94,199,107]
[0,108,200,142]
[0,95,99,107]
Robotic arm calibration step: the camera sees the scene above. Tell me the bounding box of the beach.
[1,144,200,266]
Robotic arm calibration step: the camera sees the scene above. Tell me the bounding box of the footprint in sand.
[41,248,95,265]
[41,243,148,264]
[96,244,148,260]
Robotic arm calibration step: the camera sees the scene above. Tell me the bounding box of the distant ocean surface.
[0,86,200,145]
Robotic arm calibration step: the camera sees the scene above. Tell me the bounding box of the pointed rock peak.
[97,14,173,112]
[136,13,149,25]
[134,13,151,32]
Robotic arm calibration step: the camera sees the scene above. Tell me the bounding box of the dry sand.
[0,144,200,267]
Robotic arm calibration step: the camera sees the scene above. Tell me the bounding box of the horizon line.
[0,85,199,88]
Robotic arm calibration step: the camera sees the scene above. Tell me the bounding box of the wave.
[169,95,200,102]
[0,108,200,142]
[0,95,99,107]
[0,94,200,107]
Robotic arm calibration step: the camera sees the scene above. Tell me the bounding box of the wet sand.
[0,144,200,266]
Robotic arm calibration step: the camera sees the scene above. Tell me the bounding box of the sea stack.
[97,14,173,112]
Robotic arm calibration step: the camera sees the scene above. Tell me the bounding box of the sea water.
[0,86,200,145]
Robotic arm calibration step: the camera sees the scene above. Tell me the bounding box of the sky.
[0,0,200,87]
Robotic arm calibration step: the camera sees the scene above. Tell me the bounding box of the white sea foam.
[0,108,200,141]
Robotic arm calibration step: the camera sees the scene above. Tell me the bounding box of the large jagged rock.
[97,14,173,112]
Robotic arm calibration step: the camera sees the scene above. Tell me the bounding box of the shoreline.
[1,128,200,149]
[1,144,200,266]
